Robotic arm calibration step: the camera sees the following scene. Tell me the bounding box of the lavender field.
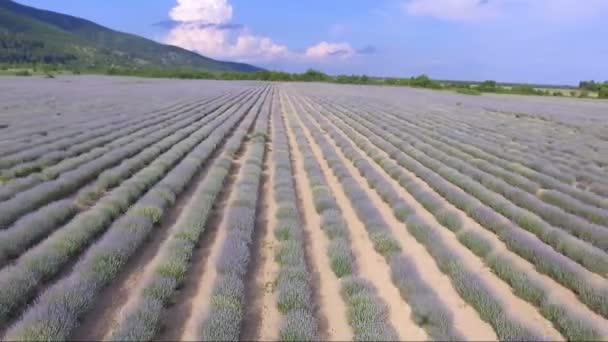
[0,76,607,341]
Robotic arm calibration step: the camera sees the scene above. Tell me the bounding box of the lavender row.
[0,90,254,229]
[322,94,605,209]
[353,101,608,226]
[108,89,267,341]
[2,85,270,341]
[196,91,270,341]
[0,91,235,180]
[0,87,233,159]
[320,100,608,319]
[307,98,607,340]
[423,108,608,195]
[0,87,265,325]
[0,92,227,170]
[270,94,319,341]
[332,101,608,275]
[349,102,608,241]
[372,101,608,210]
[0,89,259,267]
[283,94,397,341]
[295,97,551,340]
[0,85,219,148]
[291,96,473,340]
[0,90,244,201]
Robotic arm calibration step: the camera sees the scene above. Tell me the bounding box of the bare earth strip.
[153,163,234,342]
[246,111,281,341]
[175,152,249,341]
[285,93,428,341]
[70,159,207,340]
[298,95,499,341]
[282,94,353,341]
[69,96,255,341]
[337,111,608,333]
[312,96,567,339]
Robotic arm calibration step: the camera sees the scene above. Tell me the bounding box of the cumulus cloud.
[305,42,357,59]
[167,23,289,61]
[165,0,288,61]
[403,0,608,23]
[164,0,372,62]
[169,0,232,23]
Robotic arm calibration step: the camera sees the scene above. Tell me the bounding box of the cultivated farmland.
[0,76,607,341]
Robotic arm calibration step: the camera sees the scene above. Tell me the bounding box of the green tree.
[410,74,441,89]
[478,80,498,92]
[298,69,330,82]
[579,80,601,92]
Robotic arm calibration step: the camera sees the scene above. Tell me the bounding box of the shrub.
[456,88,481,95]
[369,231,401,258]
[328,239,354,277]
[457,230,493,258]
[436,209,463,232]
[280,309,319,341]
[15,70,31,76]
[390,255,462,340]
[340,277,398,341]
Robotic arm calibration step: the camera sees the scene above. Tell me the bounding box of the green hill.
[0,0,262,72]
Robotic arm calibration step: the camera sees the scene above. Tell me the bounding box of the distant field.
[0,76,607,341]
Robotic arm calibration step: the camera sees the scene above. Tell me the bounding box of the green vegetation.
[0,0,260,72]
[3,1,606,99]
[456,88,482,96]
[477,80,498,92]
[599,85,608,99]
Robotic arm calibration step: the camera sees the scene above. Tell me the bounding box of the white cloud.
[403,0,608,23]
[305,41,356,59]
[165,0,367,63]
[169,0,232,24]
[166,23,289,61]
[166,0,288,61]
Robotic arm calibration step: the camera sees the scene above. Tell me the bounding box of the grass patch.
[456,88,482,95]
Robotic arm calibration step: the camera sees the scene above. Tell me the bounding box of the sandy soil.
[247,115,281,341]
[286,93,428,341]
[69,101,252,341]
[298,96,499,341]
[6,81,608,342]
[79,145,220,340]
[154,175,232,342]
[282,95,353,341]
[313,98,567,339]
[175,146,254,341]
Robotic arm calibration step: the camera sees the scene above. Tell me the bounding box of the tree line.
[3,60,607,99]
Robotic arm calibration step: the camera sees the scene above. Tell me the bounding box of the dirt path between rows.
[338,108,608,333]
[153,166,233,342]
[282,95,352,341]
[176,152,249,341]
[298,96,499,341]
[313,98,566,340]
[69,102,249,341]
[72,147,215,340]
[249,108,282,341]
[242,113,278,340]
[286,92,428,341]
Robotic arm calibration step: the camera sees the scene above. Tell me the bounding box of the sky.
[16,0,608,85]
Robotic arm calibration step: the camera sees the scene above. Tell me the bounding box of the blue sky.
[16,0,608,85]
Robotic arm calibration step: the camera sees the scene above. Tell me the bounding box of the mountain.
[0,0,262,72]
